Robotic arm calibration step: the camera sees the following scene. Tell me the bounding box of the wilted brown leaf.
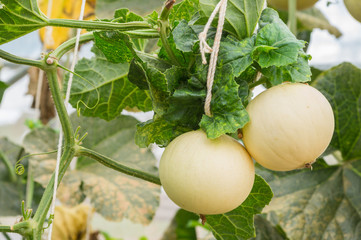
[52,204,94,240]
[27,67,58,124]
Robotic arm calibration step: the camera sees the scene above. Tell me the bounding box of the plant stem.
[0,50,43,69]
[26,165,35,209]
[288,0,297,35]
[48,19,152,31]
[124,29,160,38]
[0,151,17,182]
[50,33,94,60]
[0,226,14,233]
[159,0,181,66]
[51,30,160,60]
[2,232,11,240]
[44,69,75,146]
[78,147,161,185]
[31,68,76,238]
[249,76,266,89]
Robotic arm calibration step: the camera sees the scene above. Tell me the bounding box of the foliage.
[0,0,48,45]
[22,115,161,224]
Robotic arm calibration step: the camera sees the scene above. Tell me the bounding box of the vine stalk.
[288,0,297,35]
[159,0,181,66]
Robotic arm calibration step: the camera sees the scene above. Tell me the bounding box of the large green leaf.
[94,31,136,64]
[199,0,265,40]
[0,0,48,45]
[93,8,146,63]
[261,52,311,86]
[23,115,161,224]
[218,36,254,77]
[207,175,273,240]
[313,63,361,161]
[65,46,152,121]
[253,8,305,68]
[136,118,192,148]
[257,160,361,239]
[200,64,249,139]
[172,20,199,52]
[169,0,199,26]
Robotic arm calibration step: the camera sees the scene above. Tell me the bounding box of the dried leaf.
[52,204,94,240]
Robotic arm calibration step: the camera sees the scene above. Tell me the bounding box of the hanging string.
[47,0,87,239]
[199,0,228,117]
[35,0,54,110]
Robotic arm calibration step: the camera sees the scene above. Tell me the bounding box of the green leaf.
[144,64,171,116]
[112,8,144,22]
[67,114,160,224]
[161,209,199,240]
[128,59,148,90]
[93,9,146,63]
[199,0,265,40]
[0,0,47,45]
[207,175,273,240]
[313,63,361,161]
[0,80,8,103]
[253,8,305,68]
[93,31,135,63]
[24,116,161,224]
[218,36,255,77]
[65,46,152,121]
[164,87,205,126]
[257,160,361,239]
[261,52,311,86]
[172,20,199,52]
[200,64,249,139]
[169,0,199,26]
[136,118,191,148]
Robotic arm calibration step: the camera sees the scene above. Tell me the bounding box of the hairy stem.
[78,147,161,185]
[0,50,43,69]
[50,32,94,60]
[48,19,152,31]
[0,226,14,233]
[26,167,35,209]
[2,232,11,240]
[31,68,76,238]
[0,151,17,182]
[159,0,180,66]
[288,0,297,35]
